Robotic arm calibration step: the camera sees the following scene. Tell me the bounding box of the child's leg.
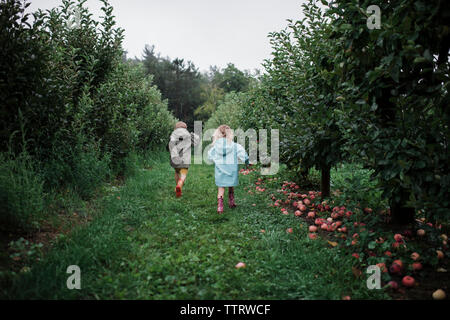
[175,168,188,198]
[177,168,188,188]
[228,187,236,208]
[175,168,181,197]
[217,187,225,213]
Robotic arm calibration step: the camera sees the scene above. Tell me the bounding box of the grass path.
[4,152,388,299]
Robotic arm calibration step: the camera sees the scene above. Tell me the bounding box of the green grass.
[2,152,389,299]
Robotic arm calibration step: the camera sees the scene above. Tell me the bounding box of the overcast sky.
[27,0,306,73]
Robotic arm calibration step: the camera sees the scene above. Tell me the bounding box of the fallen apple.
[376,263,387,273]
[416,229,426,237]
[402,276,415,287]
[308,233,318,240]
[412,262,423,271]
[393,259,404,268]
[411,252,420,261]
[432,289,446,300]
[394,234,403,242]
[389,263,402,275]
[387,281,398,290]
[235,262,246,269]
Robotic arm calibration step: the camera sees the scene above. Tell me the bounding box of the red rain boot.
[175,180,183,198]
[217,196,224,214]
[228,187,236,208]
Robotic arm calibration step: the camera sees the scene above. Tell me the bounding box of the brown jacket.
[168,128,200,169]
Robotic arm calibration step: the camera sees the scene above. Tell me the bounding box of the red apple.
[376,263,387,273]
[412,262,423,271]
[308,233,318,240]
[387,281,398,290]
[393,259,404,268]
[410,252,420,261]
[389,263,402,275]
[394,234,403,242]
[402,276,415,287]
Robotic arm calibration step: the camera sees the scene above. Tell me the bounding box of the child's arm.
[236,143,249,166]
[207,143,216,163]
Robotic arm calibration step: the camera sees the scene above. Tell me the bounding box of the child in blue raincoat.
[208,125,249,214]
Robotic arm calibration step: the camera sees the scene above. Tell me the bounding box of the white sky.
[27,0,306,73]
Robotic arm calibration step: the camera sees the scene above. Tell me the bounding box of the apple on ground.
[402,276,415,287]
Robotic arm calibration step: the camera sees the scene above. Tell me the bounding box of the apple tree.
[326,0,450,224]
[242,0,345,198]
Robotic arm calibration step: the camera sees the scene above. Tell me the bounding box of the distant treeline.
[129,44,258,127]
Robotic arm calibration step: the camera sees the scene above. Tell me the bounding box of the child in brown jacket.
[168,121,200,197]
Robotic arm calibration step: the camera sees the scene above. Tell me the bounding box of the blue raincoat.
[208,138,249,187]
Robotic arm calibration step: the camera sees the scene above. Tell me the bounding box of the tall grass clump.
[0,150,45,231]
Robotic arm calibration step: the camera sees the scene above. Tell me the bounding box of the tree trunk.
[321,165,331,199]
[390,187,415,225]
